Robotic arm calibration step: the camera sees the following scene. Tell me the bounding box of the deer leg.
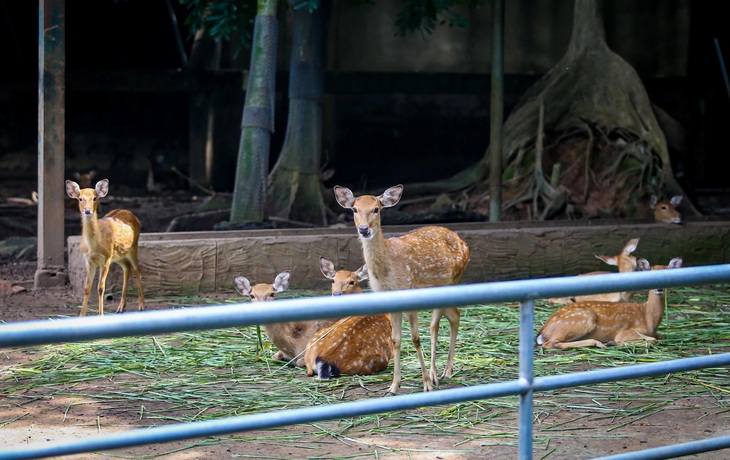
[440,307,460,380]
[387,311,403,395]
[130,253,145,311]
[81,262,95,317]
[97,260,113,316]
[116,260,131,313]
[406,310,432,392]
[551,338,607,349]
[613,329,656,345]
[428,309,443,386]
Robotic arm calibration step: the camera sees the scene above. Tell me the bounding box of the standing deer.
[548,238,642,305]
[651,195,683,224]
[334,184,471,394]
[65,179,145,316]
[304,257,393,379]
[536,257,683,349]
[234,271,338,367]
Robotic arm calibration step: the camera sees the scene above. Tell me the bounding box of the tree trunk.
[267,1,329,226]
[230,0,279,223]
[402,0,697,220]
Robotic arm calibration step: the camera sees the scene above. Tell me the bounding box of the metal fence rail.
[1,264,729,460]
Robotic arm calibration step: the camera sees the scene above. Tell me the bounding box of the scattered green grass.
[1,284,728,458]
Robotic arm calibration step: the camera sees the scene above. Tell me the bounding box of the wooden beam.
[35,0,68,288]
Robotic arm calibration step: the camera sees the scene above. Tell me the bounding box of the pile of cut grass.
[1,285,728,458]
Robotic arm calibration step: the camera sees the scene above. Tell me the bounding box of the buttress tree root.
[402,0,698,221]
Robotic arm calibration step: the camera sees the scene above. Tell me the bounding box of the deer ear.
[595,254,618,266]
[623,238,639,255]
[670,195,683,206]
[650,194,658,209]
[379,185,403,207]
[95,179,109,198]
[274,271,291,292]
[333,186,355,208]
[319,257,335,279]
[234,276,252,296]
[356,264,369,282]
[668,257,683,269]
[65,180,81,199]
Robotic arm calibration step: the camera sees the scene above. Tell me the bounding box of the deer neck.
[643,288,667,333]
[263,322,307,353]
[80,211,104,249]
[358,228,392,292]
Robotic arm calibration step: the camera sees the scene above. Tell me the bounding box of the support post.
[489,0,505,222]
[518,299,535,460]
[35,0,68,289]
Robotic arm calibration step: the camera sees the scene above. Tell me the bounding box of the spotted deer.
[334,184,471,393]
[547,238,642,305]
[651,194,683,224]
[536,257,683,349]
[304,257,393,379]
[65,179,145,316]
[234,271,337,367]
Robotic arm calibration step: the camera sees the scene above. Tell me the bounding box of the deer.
[536,257,683,349]
[547,238,642,305]
[73,170,97,189]
[233,271,338,368]
[334,184,471,394]
[65,178,145,316]
[650,194,683,224]
[304,257,393,379]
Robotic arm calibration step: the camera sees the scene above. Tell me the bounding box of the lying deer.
[651,194,683,224]
[334,184,471,393]
[234,271,337,367]
[65,179,145,316]
[547,238,642,305]
[536,257,683,349]
[304,257,393,379]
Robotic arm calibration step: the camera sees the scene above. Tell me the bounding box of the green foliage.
[395,0,487,36]
[179,0,257,50]
[290,0,320,12]
[179,0,487,53]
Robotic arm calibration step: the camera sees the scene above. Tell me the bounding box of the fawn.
[536,257,683,349]
[234,271,338,367]
[651,194,682,224]
[304,257,393,379]
[547,238,642,305]
[65,179,145,316]
[334,184,471,394]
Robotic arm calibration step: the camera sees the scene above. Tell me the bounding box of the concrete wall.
[68,219,730,298]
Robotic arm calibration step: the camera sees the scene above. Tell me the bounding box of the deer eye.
[330,279,335,284]
[78,198,82,202]
[349,280,355,285]
[352,207,358,214]
[373,207,379,214]
[92,197,97,201]
[250,295,256,300]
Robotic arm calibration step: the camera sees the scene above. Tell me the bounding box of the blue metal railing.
[1,264,729,460]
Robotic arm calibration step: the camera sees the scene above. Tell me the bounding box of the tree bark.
[267,1,329,226]
[230,0,279,223]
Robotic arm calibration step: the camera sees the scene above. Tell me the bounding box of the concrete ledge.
[67,219,730,297]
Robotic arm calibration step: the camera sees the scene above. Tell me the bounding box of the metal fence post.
[519,299,535,459]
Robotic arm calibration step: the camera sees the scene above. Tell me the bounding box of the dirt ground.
[1,185,729,459]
